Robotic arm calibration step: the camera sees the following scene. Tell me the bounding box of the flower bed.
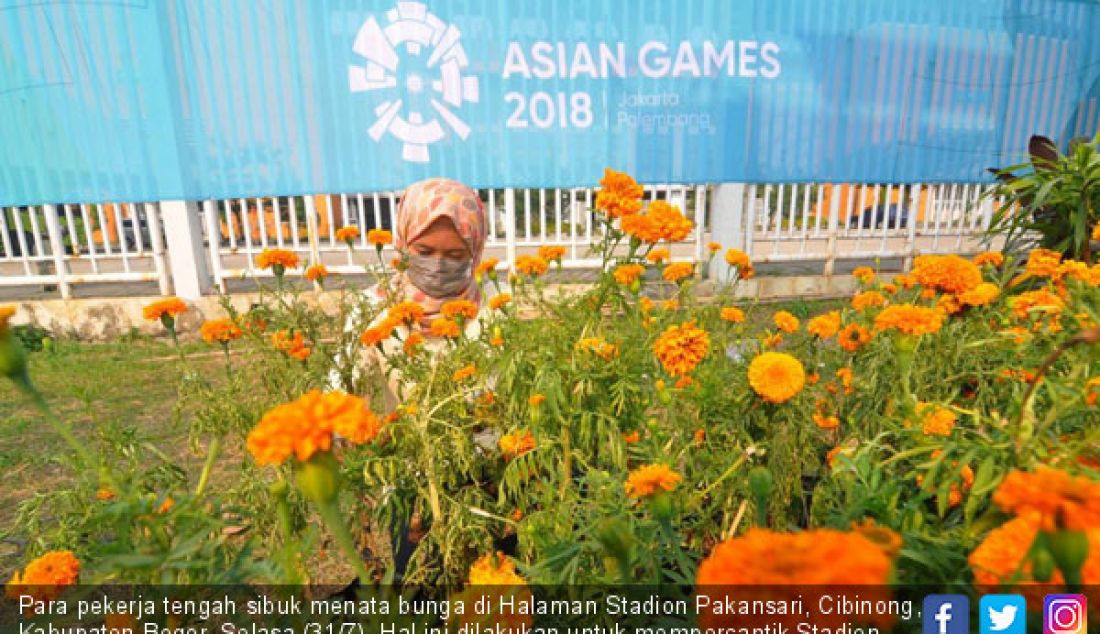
[3,171,1100,605]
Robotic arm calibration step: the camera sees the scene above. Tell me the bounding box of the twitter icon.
[981,594,1027,634]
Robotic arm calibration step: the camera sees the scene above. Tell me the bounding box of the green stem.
[559,425,572,501]
[194,435,222,499]
[316,499,373,586]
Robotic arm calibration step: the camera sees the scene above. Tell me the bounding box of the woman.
[336,178,489,409]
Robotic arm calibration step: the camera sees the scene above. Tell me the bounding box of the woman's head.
[395,178,487,299]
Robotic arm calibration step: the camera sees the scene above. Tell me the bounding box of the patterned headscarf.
[379,178,487,325]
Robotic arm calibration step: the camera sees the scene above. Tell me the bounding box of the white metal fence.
[1,182,999,299]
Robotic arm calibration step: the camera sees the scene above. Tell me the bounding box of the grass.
[0,336,232,572]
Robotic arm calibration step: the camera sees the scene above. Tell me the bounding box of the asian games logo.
[348,2,479,163]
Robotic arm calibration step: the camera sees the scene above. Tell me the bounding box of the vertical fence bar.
[504,188,517,265]
[0,208,15,260]
[904,183,921,269]
[79,205,100,274]
[202,200,227,293]
[43,204,71,298]
[693,185,706,270]
[303,195,322,271]
[144,203,170,296]
[11,209,33,275]
[823,184,842,276]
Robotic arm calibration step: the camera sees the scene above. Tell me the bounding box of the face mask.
[406,253,473,298]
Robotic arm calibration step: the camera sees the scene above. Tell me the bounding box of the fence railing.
[1,182,1000,300]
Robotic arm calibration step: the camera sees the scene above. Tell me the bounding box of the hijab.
[377,178,487,326]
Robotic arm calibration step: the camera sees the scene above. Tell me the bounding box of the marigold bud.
[295,451,340,505]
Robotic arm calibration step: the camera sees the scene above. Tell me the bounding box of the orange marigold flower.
[6,551,80,601]
[304,264,329,281]
[720,306,745,323]
[1094,222,1100,242]
[762,333,783,348]
[873,304,945,336]
[723,248,754,278]
[959,282,1000,307]
[807,311,841,339]
[881,282,898,295]
[622,430,640,444]
[814,413,840,430]
[663,262,694,283]
[387,301,426,325]
[489,335,504,347]
[157,497,174,514]
[442,299,478,320]
[851,290,886,311]
[475,258,499,279]
[969,512,1100,591]
[707,241,722,252]
[852,267,875,284]
[538,245,566,262]
[336,226,361,244]
[452,364,477,382]
[515,255,549,277]
[361,318,399,347]
[246,390,380,465]
[575,337,618,360]
[200,318,242,345]
[499,430,536,460]
[613,263,646,285]
[646,248,671,264]
[662,298,679,311]
[937,293,962,315]
[653,320,710,377]
[894,273,916,289]
[429,317,461,339]
[836,367,854,394]
[1024,248,1063,278]
[595,168,645,218]
[915,402,956,436]
[0,305,15,333]
[724,248,751,268]
[992,466,1100,531]
[748,352,806,404]
[255,248,299,270]
[911,254,982,294]
[142,297,187,321]
[1086,377,1100,406]
[772,310,800,333]
[838,324,871,352]
[973,251,1004,268]
[271,330,312,361]
[624,464,682,498]
[468,551,527,585]
[694,428,706,446]
[403,331,425,356]
[528,393,545,407]
[96,488,115,501]
[489,293,512,310]
[1009,288,1064,320]
[646,200,694,242]
[365,228,391,246]
[697,528,892,586]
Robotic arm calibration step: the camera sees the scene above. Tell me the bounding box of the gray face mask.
[406,253,473,298]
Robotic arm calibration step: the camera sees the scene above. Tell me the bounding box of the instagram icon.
[1044,595,1086,634]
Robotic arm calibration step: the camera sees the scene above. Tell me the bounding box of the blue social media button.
[981,595,1027,634]
[924,595,970,634]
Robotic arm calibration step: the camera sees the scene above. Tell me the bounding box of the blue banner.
[1,0,1099,205]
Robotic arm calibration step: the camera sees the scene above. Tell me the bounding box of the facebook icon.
[924,595,970,634]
